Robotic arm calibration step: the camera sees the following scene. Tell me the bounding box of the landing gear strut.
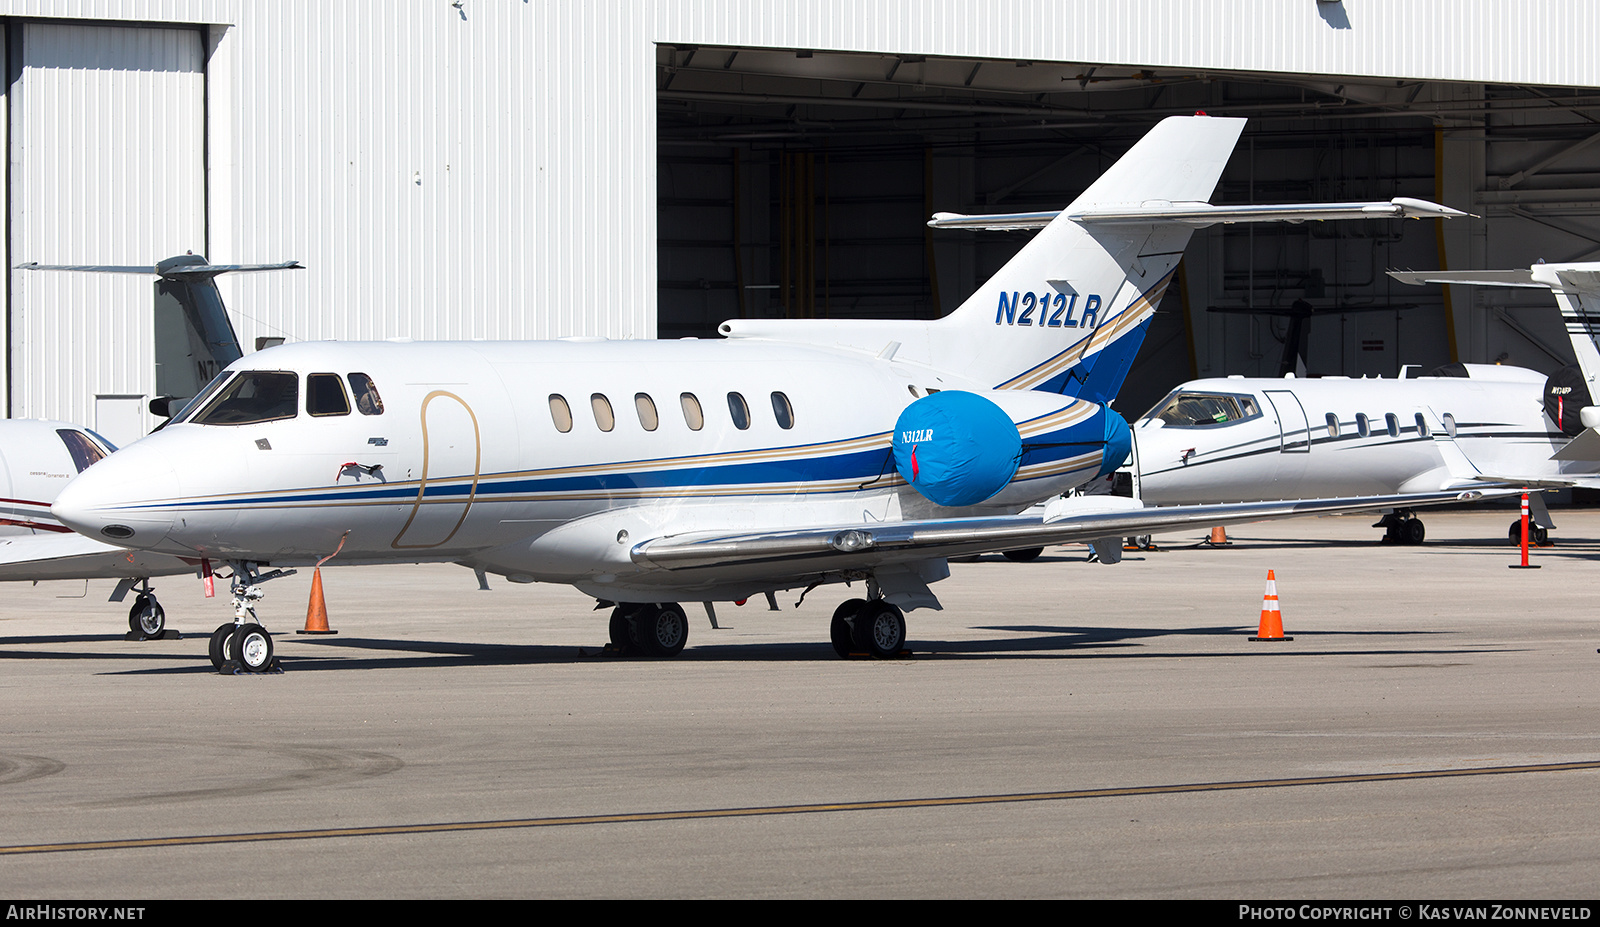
[208,561,292,674]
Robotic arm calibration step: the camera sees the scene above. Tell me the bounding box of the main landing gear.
[1374,510,1426,545]
[208,561,292,674]
[607,602,690,657]
[829,598,907,659]
[1508,520,1550,546]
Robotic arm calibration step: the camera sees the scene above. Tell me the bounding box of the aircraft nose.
[52,442,178,549]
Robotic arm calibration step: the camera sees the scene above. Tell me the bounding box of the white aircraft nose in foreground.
[52,115,1479,672]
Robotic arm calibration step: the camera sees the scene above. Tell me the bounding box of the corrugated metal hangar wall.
[5,0,1600,440]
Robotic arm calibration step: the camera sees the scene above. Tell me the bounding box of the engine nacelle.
[892,390,1129,508]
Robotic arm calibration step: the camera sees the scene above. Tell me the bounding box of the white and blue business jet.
[49,115,1475,672]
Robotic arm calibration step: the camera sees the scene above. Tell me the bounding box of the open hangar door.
[658,45,1600,418]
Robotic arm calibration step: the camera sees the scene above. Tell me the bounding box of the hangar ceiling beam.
[1499,130,1600,190]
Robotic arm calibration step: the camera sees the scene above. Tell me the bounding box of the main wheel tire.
[128,596,166,637]
[609,606,638,655]
[632,603,688,658]
[854,601,906,659]
[1404,518,1426,545]
[830,599,867,659]
[1534,525,1550,545]
[1509,520,1526,545]
[232,623,274,672]
[208,623,235,670]
[1002,547,1044,563]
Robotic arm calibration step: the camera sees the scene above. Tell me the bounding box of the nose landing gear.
[208,562,292,674]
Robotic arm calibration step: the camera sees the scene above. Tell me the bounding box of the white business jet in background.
[0,256,301,637]
[0,419,199,636]
[1128,262,1600,546]
[49,115,1482,672]
[1129,363,1585,545]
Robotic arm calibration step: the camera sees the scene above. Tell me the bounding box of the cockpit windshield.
[56,430,110,472]
[192,371,300,425]
[1147,391,1261,428]
[169,370,234,425]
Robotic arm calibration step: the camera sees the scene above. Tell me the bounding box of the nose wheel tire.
[850,601,906,659]
[128,595,166,638]
[232,624,276,672]
[630,603,688,658]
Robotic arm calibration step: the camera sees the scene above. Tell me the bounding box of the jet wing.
[0,532,196,582]
[630,490,1501,573]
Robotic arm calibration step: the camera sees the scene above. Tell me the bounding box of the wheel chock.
[1248,569,1293,642]
[123,629,182,642]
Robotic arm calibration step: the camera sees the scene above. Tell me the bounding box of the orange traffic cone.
[297,567,338,635]
[1204,525,1230,547]
[1249,569,1292,641]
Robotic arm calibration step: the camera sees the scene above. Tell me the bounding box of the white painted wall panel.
[9,22,205,428]
[216,1,657,358]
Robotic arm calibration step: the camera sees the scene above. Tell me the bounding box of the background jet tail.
[17,256,302,417]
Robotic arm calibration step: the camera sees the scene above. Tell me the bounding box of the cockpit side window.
[348,373,385,415]
[192,371,300,425]
[307,373,351,417]
[1150,391,1262,428]
[56,430,108,472]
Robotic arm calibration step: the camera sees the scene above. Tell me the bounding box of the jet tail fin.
[17,255,302,416]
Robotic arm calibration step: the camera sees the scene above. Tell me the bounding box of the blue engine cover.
[892,391,1022,507]
[1098,406,1132,477]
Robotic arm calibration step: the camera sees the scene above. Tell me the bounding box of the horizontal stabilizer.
[17,257,302,280]
[929,197,1465,231]
[1553,427,1600,461]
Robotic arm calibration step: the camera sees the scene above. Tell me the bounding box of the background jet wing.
[0,532,195,582]
[630,490,1503,573]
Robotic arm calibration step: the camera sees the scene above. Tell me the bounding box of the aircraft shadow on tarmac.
[0,623,1504,675]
